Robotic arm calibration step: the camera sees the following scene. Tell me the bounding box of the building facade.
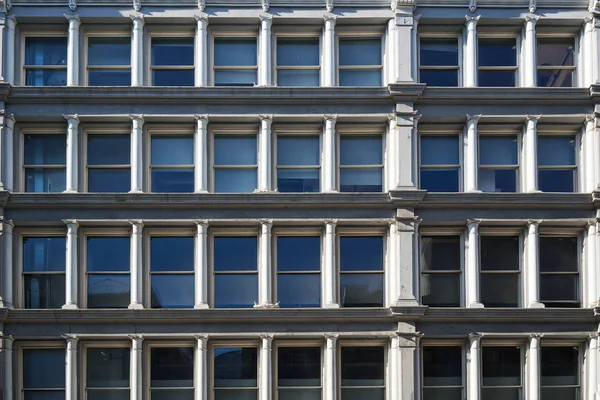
[0,0,599,399]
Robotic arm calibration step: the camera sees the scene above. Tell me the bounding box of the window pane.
[482,347,521,386]
[24,237,66,272]
[478,71,516,87]
[277,38,319,66]
[480,388,521,400]
[214,390,257,400]
[25,274,65,309]
[152,169,194,193]
[541,347,578,386]
[25,168,66,193]
[88,70,131,86]
[214,169,257,193]
[421,136,459,165]
[88,37,131,66]
[151,347,194,387]
[339,70,382,86]
[538,70,573,88]
[214,237,257,272]
[214,71,257,86]
[88,169,131,193]
[538,137,576,166]
[480,136,518,166]
[23,348,65,388]
[151,274,194,308]
[153,70,195,86]
[87,275,130,308]
[215,39,257,66]
[538,40,574,67]
[152,38,194,66]
[24,392,66,400]
[87,348,131,387]
[419,70,459,86]
[420,39,459,66]
[277,169,320,193]
[277,274,321,308]
[341,347,384,386]
[277,70,320,86]
[540,238,578,272]
[88,135,130,165]
[423,347,462,387]
[422,388,462,400]
[479,169,517,193]
[151,136,194,166]
[214,274,258,308]
[214,347,258,387]
[420,169,459,192]
[87,390,130,400]
[278,347,321,386]
[277,237,321,272]
[25,37,67,65]
[421,237,461,271]
[340,274,383,307]
[540,275,578,304]
[540,387,577,400]
[151,237,194,272]
[479,39,516,67]
[151,389,194,400]
[278,389,322,400]
[421,274,460,307]
[340,237,383,271]
[340,169,382,193]
[340,136,382,165]
[278,136,320,166]
[481,274,519,307]
[87,237,130,272]
[26,69,68,86]
[339,39,381,66]
[539,170,574,193]
[215,136,257,165]
[25,134,66,165]
[340,388,385,400]
[481,237,519,271]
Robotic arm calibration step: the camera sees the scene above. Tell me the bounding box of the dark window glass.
[538,136,576,193]
[423,347,462,390]
[23,348,66,389]
[479,39,517,67]
[421,136,459,192]
[340,135,383,192]
[214,237,258,308]
[278,347,321,387]
[214,38,257,86]
[24,134,66,193]
[419,70,459,86]
[341,346,384,400]
[340,237,383,272]
[88,70,131,86]
[537,39,575,88]
[87,237,130,308]
[478,71,516,87]
[277,136,320,193]
[24,237,65,272]
[87,134,130,193]
[152,38,194,66]
[150,347,194,387]
[25,37,68,86]
[151,135,194,193]
[87,348,130,390]
[25,275,65,309]
[482,347,521,387]
[87,237,130,272]
[151,237,194,272]
[419,38,459,86]
[421,236,461,307]
[150,237,194,309]
[88,37,131,86]
[214,347,258,387]
[214,237,257,272]
[339,237,384,306]
[277,237,320,272]
[214,135,257,193]
[541,347,578,399]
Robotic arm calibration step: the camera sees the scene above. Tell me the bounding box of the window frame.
[84,128,132,193]
[536,34,577,88]
[537,131,579,193]
[338,340,388,398]
[210,126,259,193]
[477,33,520,87]
[275,128,322,193]
[275,340,324,400]
[147,127,195,193]
[145,341,196,399]
[418,130,463,192]
[418,33,463,86]
[480,342,525,398]
[84,30,132,87]
[210,29,259,87]
[477,130,521,193]
[147,29,195,87]
[20,31,68,87]
[18,341,66,400]
[20,128,67,193]
[82,341,132,400]
[274,30,322,87]
[336,29,384,87]
[337,126,385,193]
[420,341,466,400]
[540,342,582,399]
[210,340,260,400]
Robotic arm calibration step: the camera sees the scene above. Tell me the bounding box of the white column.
[259,335,273,400]
[129,115,144,193]
[410,16,420,82]
[62,220,79,309]
[130,14,144,87]
[465,115,481,192]
[2,219,13,309]
[195,14,208,87]
[194,220,209,309]
[467,333,481,400]
[395,113,419,189]
[128,220,144,309]
[323,220,338,308]
[63,115,79,193]
[388,221,398,307]
[0,18,6,82]
[194,115,209,193]
[130,336,143,400]
[587,334,598,400]
[583,116,596,192]
[395,15,413,82]
[323,15,336,87]
[194,335,209,400]
[524,115,541,193]
[323,115,337,193]
[5,114,14,191]
[393,218,419,306]
[65,15,80,86]
[397,334,420,400]
[583,18,594,87]
[527,334,542,400]
[386,19,397,85]
[0,112,6,191]
[257,116,272,192]
[386,114,397,191]
[523,15,539,87]
[465,219,483,308]
[389,335,400,400]
[587,220,598,307]
[256,220,273,307]
[2,335,13,400]
[595,18,600,84]
[324,334,338,400]
[258,14,273,86]
[464,16,480,87]
[64,336,78,400]
[5,16,16,85]
[525,220,544,308]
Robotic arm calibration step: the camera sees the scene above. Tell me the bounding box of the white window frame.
[337,126,385,193]
[211,341,260,400]
[274,29,322,87]
[418,33,463,86]
[20,31,68,87]
[418,130,464,192]
[84,30,131,87]
[20,128,66,193]
[275,128,322,193]
[210,28,259,87]
[421,342,466,400]
[82,342,132,400]
[537,131,579,193]
[540,342,582,399]
[480,342,525,398]
[147,127,195,193]
[275,340,324,400]
[210,126,258,193]
[84,128,131,193]
[336,27,384,87]
[477,33,521,87]
[18,342,66,400]
[338,341,388,398]
[536,33,577,88]
[146,341,196,399]
[147,29,195,87]
[477,130,521,193]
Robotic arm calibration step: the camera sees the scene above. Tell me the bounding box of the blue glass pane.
[87,348,130,387]
[214,136,257,165]
[478,71,516,87]
[341,274,383,307]
[277,169,320,193]
[420,39,458,66]
[419,70,459,86]
[278,274,320,308]
[214,274,258,308]
[340,237,383,271]
[88,169,130,193]
[421,274,460,307]
[478,39,516,67]
[277,136,319,166]
[88,70,131,86]
[151,274,194,308]
[277,70,319,86]
[25,168,66,193]
[421,236,461,271]
[215,39,257,66]
[153,70,194,86]
[480,136,518,165]
[277,38,319,66]
[151,38,194,66]
[151,237,194,272]
[215,70,257,86]
[538,137,576,166]
[339,39,381,66]
[421,136,459,165]
[152,136,194,166]
[25,274,65,309]
[24,237,66,272]
[479,169,517,193]
[151,347,194,387]
[23,349,65,388]
[87,237,130,272]
[214,347,258,386]
[341,136,382,165]
[539,170,574,192]
[214,169,257,193]
[88,390,130,400]
[339,70,382,86]
[152,169,194,193]
[538,70,573,88]
[25,37,67,65]
[277,237,321,272]
[214,237,257,271]
[420,169,459,192]
[87,275,130,308]
[88,37,131,66]
[88,134,130,165]
[24,392,66,400]
[340,169,382,192]
[538,41,574,67]
[25,134,66,165]
[26,69,67,86]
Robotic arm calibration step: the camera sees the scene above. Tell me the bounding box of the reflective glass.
[277,38,319,66]
[278,136,319,166]
[340,136,382,165]
[422,388,462,400]
[420,169,459,192]
[214,136,257,165]
[539,170,574,192]
[541,347,578,386]
[151,347,194,387]
[538,40,574,67]
[88,37,131,66]
[478,39,516,67]
[87,237,130,272]
[341,347,384,386]
[540,275,578,304]
[87,390,130,400]
[87,275,130,308]
[478,71,516,87]
[277,169,320,193]
[88,169,131,193]
[151,237,194,272]
[421,237,461,271]
[340,169,382,192]
[153,70,195,86]
[420,39,459,66]
[340,274,383,307]
[214,390,257,400]
[423,347,462,386]
[538,137,575,166]
[540,387,578,400]
[479,169,517,193]
[215,39,257,66]
[481,274,519,307]
[151,38,194,66]
[340,237,383,271]
[214,70,257,86]
[277,70,320,86]
[151,275,194,308]
[214,347,258,387]
[151,389,194,400]
[26,69,67,86]
[419,70,458,86]
[23,348,65,388]
[480,136,517,166]
[277,274,321,308]
[278,347,321,386]
[25,168,66,193]
[339,39,381,66]
[88,135,130,165]
[25,275,65,309]
[421,136,459,165]
[24,392,66,400]
[278,389,322,400]
[482,347,521,386]
[88,70,131,86]
[341,388,385,400]
[214,274,258,308]
[24,237,66,272]
[25,37,67,65]
[152,136,194,166]
[152,169,194,193]
[214,169,257,193]
[214,237,257,271]
[87,348,131,387]
[339,70,382,86]
[277,237,321,272]
[481,237,519,271]
[540,238,578,272]
[480,388,521,400]
[25,134,66,165]
[421,274,460,307]
[538,70,573,88]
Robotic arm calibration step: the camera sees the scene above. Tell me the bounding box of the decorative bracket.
[468,0,476,13]
[69,0,76,11]
[262,0,269,11]
[198,0,205,11]
[133,0,141,12]
[326,0,333,12]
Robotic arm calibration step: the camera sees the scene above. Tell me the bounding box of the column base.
[467,301,484,308]
[323,302,340,309]
[394,185,417,191]
[62,303,79,310]
[63,189,78,194]
[392,298,419,307]
[466,189,482,193]
[323,189,339,194]
[193,190,209,194]
[128,303,144,310]
[0,296,5,308]
[528,301,545,308]
[253,189,275,194]
[528,189,542,193]
[253,302,279,308]
[194,303,210,309]
[128,189,144,194]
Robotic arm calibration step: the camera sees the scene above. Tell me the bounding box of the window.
[540,237,579,307]
[23,236,65,309]
[214,38,258,86]
[481,346,521,400]
[419,38,459,86]
[86,237,130,308]
[480,236,519,307]
[86,347,130,399]
[213,346,258,400]
[24,133,66,193]
[150,346,194,400]
[213,237,258,308]
[150,135,194,193]
[479,135,518,192]
[87,134,130,193]
[538,136,576,192]
[277,37,320,86]
[340,346,385,399]
[87,37,131,86]
[541,347,579,400]
[420,236,461,307]
[537,38,575,87]
[339,236,384,307]
[339,38,382,86]
[277,346,322,399]
[150,237,194,308]
[340,135,383,192]
[478,38,517,87]
[276,135,320,192]
[24,37,67,86]
[151,37,194,86]
[276,236,321,308]
[420,135,460,192]
[22,347,66,399]
[422,346,463,400]
[213,134,257,193]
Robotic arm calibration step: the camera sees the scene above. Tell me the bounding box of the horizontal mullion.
[87,165,131,169]
[151,387,194,390]
[24,165,66,169]
[214,387,258,390]
[151,165,195,169]
[420,165,460,169]
[277,386,323,390]
[478,66,517,71]
[87,66,131,70]
[422,386,464,389]
[151,66,194,70]
[86,387,131,390]
[24,389,65,391]
[539,271,579,275]
[482,386,522,389]
[340,270,383,274]
[340,165,383,169]
[276,165,321,169]
[341,386,386,389]
[86,272,130,275]
[480,270,520,274]
[339,65,382,70]
[277,66,320,70]
[537,66,576,71]
[214,271,258,274]
[479,165,518,169]
[277,271,321,275]
[214,165,258,169]
[421,271,461,274]
[214,66,258,70]
[23,272,65,275]
[151,271,194,275]
[540,385,580,388]
[24,65,67,70]
[419,66,460,70]
[538,166,576,169]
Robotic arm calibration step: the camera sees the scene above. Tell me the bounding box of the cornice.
[422,87,592,105]
[388,189,427,207]
[425,307,596,323]
[388,82,426,102]
[420,192,594,210]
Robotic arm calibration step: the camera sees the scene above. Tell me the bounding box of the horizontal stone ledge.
[423,307,597,322]
[419,87,593,105]
[419,192,594,209]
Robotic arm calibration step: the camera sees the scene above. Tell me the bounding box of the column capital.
[466,218,482,227]
[527,219,543,227]
[465,15,481,25]
[524,13,541,24]
[6,113,15,128]
[388,219,399,233]
[6,14,16,27]
[260,219,273,233]
[0,217,14,229]
[588,219,599,228]
[585,114,596,124]
[324,114,338,123]
[64,14,80,26]
[129,219,144,230]
[194,114,209,123]
[324,333,339,347]
[526,114,542,122]
[195,13,209,24]
[128,334,144,346]
[323,14,337,24]
[260,333,274,349]
[590,332,600,340]
[259,114,273,123]
[468,332,483,344]
[324,220,338,234]
[129,114,144,123]
[61,334,79,345]
[194,219,209,229]
[387,113,397,123]
[195,334,209,348]
[261,0,269,11]
[130,13,145,26]
[62,219,79,228]
[467,114,482,124]
[0,333,14,349]
[63,114,79,123]
[259,13,273,23]
[413,113,422,128]
[529,333,544,340]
